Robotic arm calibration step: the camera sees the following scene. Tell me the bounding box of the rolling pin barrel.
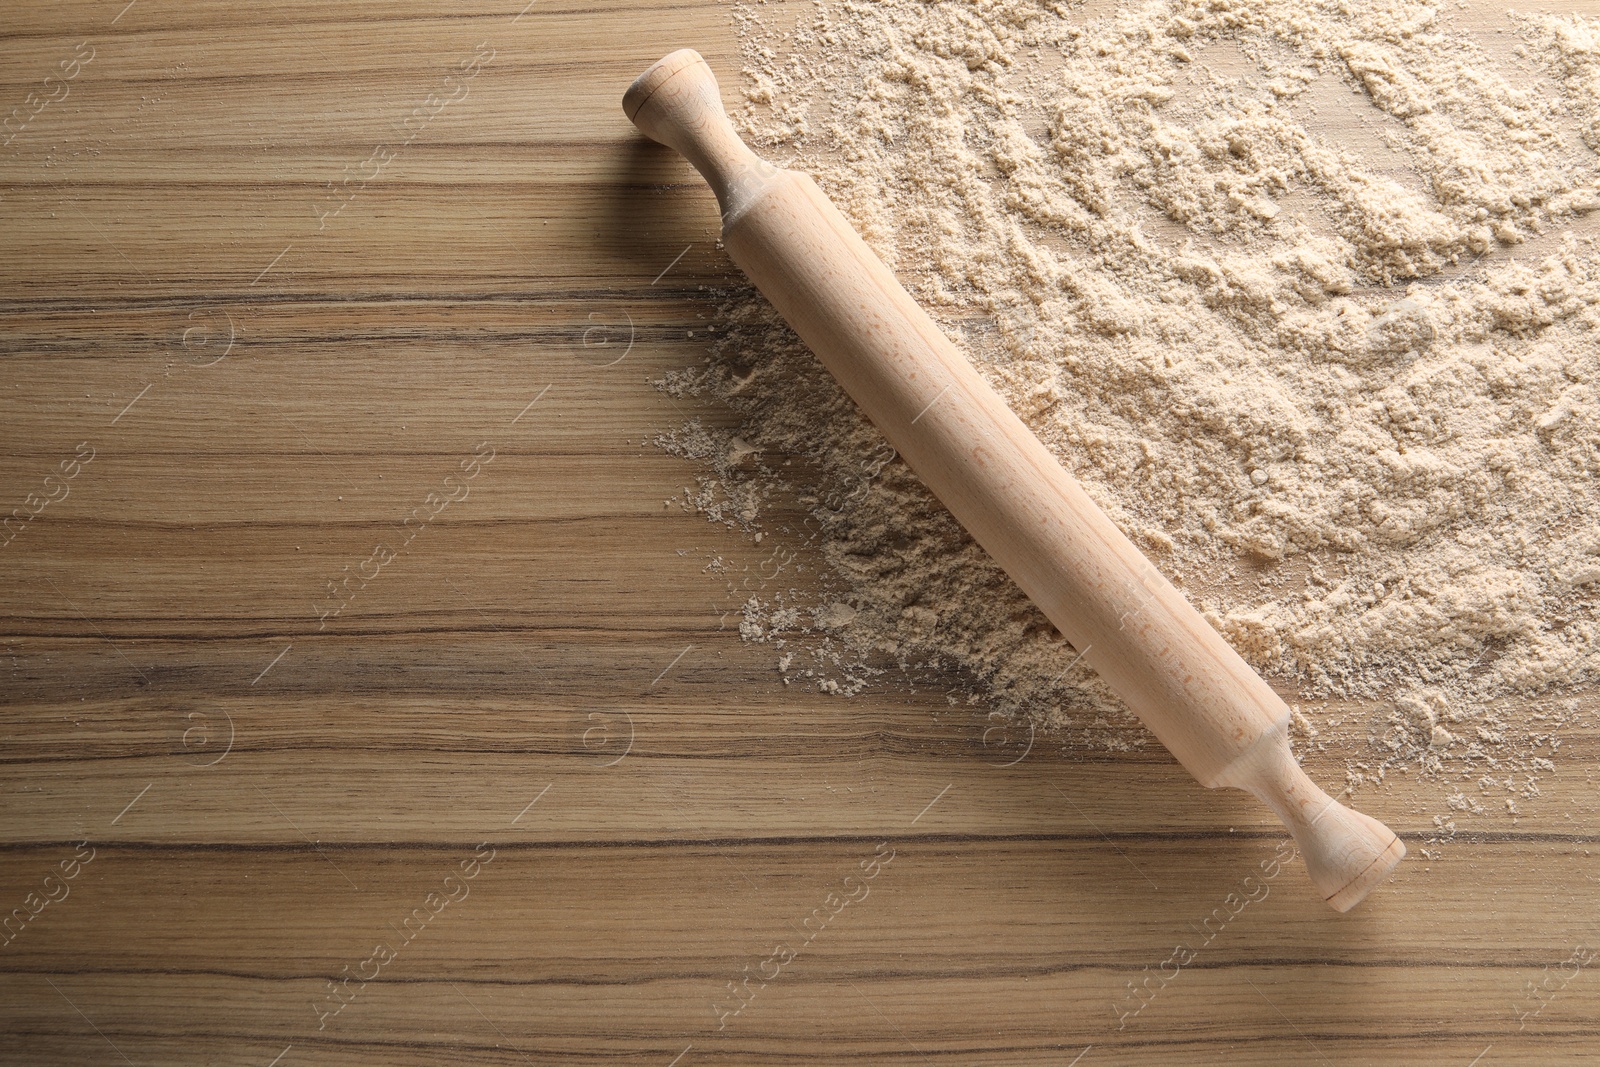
[625,50,1404,910]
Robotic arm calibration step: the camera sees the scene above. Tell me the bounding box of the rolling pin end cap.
[624,49,712,129]
[1322,827,1405,912]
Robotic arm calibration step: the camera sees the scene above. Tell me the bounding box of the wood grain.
[2,0,1597,1063]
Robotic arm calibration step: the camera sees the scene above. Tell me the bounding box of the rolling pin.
[624,49,1404,910]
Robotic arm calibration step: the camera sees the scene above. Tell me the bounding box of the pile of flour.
[657,0,1599,812]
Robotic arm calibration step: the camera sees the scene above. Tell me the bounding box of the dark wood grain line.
[0,3,717,43]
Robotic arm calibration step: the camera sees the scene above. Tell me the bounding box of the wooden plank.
[0,843,1596,1064]
[3,0,1599,1063]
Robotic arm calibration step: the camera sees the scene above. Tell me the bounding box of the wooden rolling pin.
[624,49,1404,910]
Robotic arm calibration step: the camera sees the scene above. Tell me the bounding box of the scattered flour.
[657,0,1599,809]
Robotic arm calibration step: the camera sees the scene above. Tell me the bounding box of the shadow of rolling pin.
[623,49,1404,911]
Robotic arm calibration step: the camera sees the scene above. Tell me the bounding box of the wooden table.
[2,1,1596,1063]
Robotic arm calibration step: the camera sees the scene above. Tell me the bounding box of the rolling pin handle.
[1213,719,1406,912]
[624,49,779,227]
